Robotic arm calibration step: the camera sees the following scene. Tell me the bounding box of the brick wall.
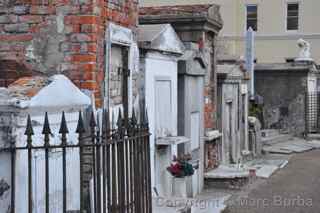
[0,0,138,107]
[203,32,217,130]
[205,141,221,172]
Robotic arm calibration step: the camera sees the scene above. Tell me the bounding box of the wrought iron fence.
[7,108,152,213]
[305,92,320,133]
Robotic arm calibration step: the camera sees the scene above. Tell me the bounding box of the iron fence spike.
[59,111,69,134]
[76,111,86,133]
[42,112,52,134]
[131,107,137,125]
[139,100,145,125]
[117,108,122,127]
[140,105,145,125]
[24,114,34,136]
[90,110,96,127]
[145,107,149,125]
[112,110,116,129]
[96,112,101,132]
[101,109,106,133]
[105,109,110,131]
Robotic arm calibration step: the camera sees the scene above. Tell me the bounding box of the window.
[246,5,258,31]
[287,3,299,30]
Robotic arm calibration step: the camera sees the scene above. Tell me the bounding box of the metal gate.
[6,107,152,213]
[305,91,320,133]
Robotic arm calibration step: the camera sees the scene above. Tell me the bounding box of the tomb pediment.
[138,24,185,54]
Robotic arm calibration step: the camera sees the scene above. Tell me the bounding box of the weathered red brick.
[0,15,18,24]
[81,24,98,33]
[0,34,33,42]
[87,44,97,53]
[79,63,96,72]
[80,5,94,14]
[64,15,98,24]
[71,54,96,62]
[4,23,30,33]
[63,24,81,34]
[69,33,97,42]
[0,44,11,51]
[81,81,98,90]
[30,6,55,15]
[82,71,96,80]
[55,0,70,6]
[19,15,43,24]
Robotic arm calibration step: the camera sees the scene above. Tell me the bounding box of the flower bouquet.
[167,154,194,178]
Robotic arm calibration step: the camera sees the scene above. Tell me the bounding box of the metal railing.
[305,92,320,133]
[6,108,152,213]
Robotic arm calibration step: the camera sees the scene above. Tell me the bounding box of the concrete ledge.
[156,136,190,146]
[204,165,250,179]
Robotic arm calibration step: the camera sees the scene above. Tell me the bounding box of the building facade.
[141,0,320,64]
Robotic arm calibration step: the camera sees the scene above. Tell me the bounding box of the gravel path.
[224,150,320,213]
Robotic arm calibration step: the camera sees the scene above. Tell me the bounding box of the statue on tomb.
[296,38,313,61]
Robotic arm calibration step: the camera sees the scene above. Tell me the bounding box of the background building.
[141,0,320,63]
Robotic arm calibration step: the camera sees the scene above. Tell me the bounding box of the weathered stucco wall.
[255,70,308,135]
[0,0,139,107]
[142,52,179,195]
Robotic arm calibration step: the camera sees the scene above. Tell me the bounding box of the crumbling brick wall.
[0,0,138,107]
[203,32,217,130]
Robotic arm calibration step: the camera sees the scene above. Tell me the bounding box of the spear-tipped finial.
[111,110,116,129]
[59,111,69,134]
[89,110,96,127]
[144,108,149,125]
[76,111,86,134]
[117,108,122,127]
[96,113,101,132]
[139,104,145,125]
[104,109,110,131]
[24,114,34,136]
[42,112,52,135]
[131,107,137,125]
[101,109,106,132]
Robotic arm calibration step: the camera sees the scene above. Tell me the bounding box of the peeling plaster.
[25,17,65,75]
[56,13,64,34]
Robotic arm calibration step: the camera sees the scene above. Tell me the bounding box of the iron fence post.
[25,115,34,213]
[59,112,69,213]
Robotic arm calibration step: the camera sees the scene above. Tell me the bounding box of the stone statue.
[296,38,313,61]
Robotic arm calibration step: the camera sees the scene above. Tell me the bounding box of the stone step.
[261,134,293,145]
[204,165,250,189]
[306,133,320,140]
[261,129,280,138]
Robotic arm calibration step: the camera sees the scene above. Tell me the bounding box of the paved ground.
[224,150,320,213]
